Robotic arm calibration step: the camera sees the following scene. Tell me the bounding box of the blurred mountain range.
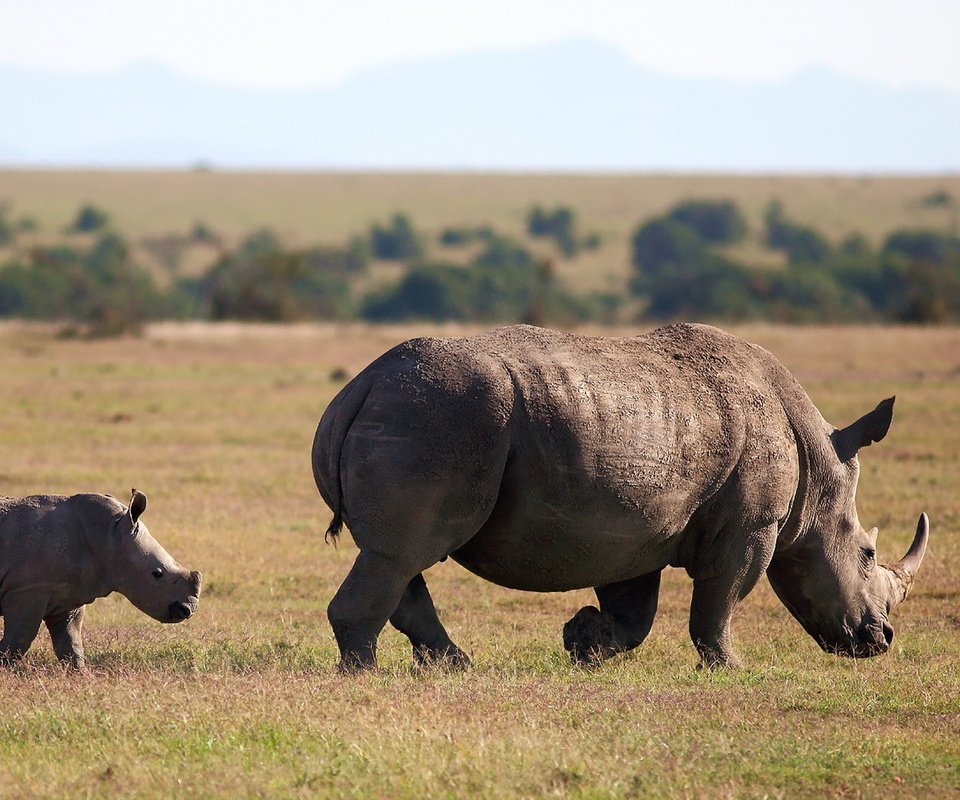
[1,40,957,171]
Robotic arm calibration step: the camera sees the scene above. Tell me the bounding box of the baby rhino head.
[110,489,202,623]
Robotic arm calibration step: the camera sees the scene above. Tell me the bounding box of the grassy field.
[0,320,958,798]
[2,170,959,292]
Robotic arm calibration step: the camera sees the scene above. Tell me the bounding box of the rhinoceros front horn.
[886,513,930,607]
[897,513,930,577]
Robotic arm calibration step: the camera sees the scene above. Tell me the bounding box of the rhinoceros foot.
[335,643,379,674]
[412,643,472,671]
[563,606,622,667]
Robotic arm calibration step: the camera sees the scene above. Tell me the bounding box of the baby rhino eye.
[152,567,164,579]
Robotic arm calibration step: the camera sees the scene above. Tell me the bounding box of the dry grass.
[1,320,959,798]
[2,170,959,292]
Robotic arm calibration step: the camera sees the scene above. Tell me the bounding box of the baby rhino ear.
[129,488,148,524]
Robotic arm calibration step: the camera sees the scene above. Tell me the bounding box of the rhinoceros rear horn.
[833,397,895,462]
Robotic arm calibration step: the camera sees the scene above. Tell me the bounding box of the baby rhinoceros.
[0,489,201,669]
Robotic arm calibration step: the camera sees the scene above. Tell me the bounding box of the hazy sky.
[2,0,958,91]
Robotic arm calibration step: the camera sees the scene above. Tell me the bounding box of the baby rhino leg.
[0,591,47,664]
[45,606,87,670]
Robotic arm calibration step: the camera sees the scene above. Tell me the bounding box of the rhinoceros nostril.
[854,622,891,656]
[882,622,894,646]
[167,601,192,621]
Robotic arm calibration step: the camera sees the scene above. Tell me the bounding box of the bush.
[0,204,13,246]
[897,260,960,322]
[238,229,282,258]
[527,206,583,257]
[630,215,746,319]
[370,213,423,261]
[630,218,706,276]
[70,203,110,233]
[0,234,160,334]
[839,233,872,257]
[439,227,472,247]
[191,222,221,245]
[920,189,954,208]
[785,228,832,265]
[469,237,540,319]
[636,255,758,320]
[665,199,747,244]
[360,236,588,324]
[883,229,960,265]
[361,263,473,322]
[0,262,32,315]
[764,201,831,265]
[196,237,353,322]
[438,225,496,247]
[765,268,866,323]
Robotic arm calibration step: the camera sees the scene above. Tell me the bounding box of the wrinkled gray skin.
[0,489,201,669]
[312,324,929,671]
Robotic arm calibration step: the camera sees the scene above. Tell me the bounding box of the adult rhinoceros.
[312,323,928,671]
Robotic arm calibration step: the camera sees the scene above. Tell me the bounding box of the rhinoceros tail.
[325,513,343,544]
[312,377,372,546]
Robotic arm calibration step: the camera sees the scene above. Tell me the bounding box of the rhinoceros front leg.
[328,549,420,672]
[688,524,777,668]
[45,606,86,670]
[563,570,662,667]
[389,573,470,669]
[0,591,47,664]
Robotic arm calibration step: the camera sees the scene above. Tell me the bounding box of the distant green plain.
[2,170,959,293]
[0,320,958,798]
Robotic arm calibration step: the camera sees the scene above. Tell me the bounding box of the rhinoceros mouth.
[821,641,888,659]
[818,620,893,658]
[164,598,199,623]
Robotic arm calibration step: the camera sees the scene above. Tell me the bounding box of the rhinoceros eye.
[860,548,876,571]
[152,567,164,580]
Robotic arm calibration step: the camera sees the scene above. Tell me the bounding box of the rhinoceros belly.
[451,354,741,592]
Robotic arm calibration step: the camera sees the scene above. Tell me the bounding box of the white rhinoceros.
[312,324,928,670]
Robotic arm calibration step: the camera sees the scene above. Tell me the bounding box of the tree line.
[0,194,957,335]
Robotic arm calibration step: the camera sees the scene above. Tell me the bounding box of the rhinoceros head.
[767,398,928,658]
[111,489,202,623]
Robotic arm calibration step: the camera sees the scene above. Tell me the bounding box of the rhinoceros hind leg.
[0,591,46,664]
[564,570,662,667]
[390,573,470,670]
[328,549,422,672]
[45,606,86,670]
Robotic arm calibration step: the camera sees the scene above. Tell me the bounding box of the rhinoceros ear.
[833,397,895,462]
[128,488,148,524]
